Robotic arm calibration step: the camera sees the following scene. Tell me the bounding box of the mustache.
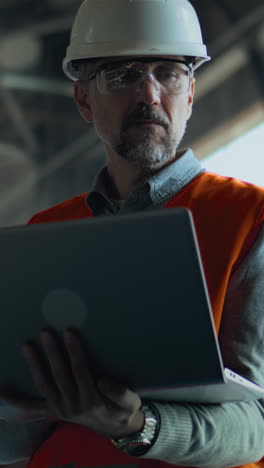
[123,106,169,130]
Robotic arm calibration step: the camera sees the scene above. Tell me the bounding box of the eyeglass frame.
[83,58,194,95]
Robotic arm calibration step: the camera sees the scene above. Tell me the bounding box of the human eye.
[104,63,141,88]
[104,65,126,84]
[157,65,182,81]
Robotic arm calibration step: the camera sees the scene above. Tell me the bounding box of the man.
[1,0,264,467]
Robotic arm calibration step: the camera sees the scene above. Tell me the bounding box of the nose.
[135,73,161,106]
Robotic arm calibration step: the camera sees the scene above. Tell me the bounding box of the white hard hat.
[63,0,211,81]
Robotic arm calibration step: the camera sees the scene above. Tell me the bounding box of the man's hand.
[0,329,144,438]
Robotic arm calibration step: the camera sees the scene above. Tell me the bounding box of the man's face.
[74,56,195,171]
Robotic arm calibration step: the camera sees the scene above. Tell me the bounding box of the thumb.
[97,378,141,410]
[98,377,126,397]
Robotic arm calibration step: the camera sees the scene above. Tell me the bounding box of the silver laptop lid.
[0,208,225,397]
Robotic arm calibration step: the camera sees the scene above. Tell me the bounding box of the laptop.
[0,207,263,421]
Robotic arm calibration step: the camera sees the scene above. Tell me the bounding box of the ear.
[186,78,196,121]
[74,81,93,123]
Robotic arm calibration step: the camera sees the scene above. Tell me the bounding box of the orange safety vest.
[27,171,264,468]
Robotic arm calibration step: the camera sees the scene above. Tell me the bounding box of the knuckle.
[52,364,66,381]
[66,407,78,418]
[83,393,98,409]
[72,363,86,382]
[53,368,69,385]
[61,404,77,419]
[54,406,68,419]
[35,380,50,396]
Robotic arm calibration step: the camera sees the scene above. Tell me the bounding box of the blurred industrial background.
[0,0,263,226]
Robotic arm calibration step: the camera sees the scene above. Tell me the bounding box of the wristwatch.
[111,403,160,456]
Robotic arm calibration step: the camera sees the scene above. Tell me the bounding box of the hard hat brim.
[63,42,211,81]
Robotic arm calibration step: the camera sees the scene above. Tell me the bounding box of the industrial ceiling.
[0,0,263,226]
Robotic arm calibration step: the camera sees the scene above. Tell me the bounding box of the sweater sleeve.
[141,223,264,468]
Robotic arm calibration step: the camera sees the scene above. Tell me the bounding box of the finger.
[98,378,141,412]
[39,331,80,416]
[22,342,61,409]
[63,330,99,408]
[40,331,78,397]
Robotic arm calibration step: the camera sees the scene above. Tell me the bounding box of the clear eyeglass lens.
[97,62,190,95]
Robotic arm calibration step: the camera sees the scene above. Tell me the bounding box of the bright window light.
[203,122,264,187]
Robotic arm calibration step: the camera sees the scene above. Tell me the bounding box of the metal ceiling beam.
[248,45,264,99]
[213,0,238,24]
[0,86,40,154]
[211,4,264,56]
[0,73,73,97]
[0,0,24,8]
[0,15,73,38]
[0,5,262,104]
[0,132,102,217]
[195,45,249,101]
[195,4,264,103]
[0,3,263,53]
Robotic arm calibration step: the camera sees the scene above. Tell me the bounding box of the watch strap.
[111,403,160,456]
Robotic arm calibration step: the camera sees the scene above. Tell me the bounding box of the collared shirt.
[86,149,205,215]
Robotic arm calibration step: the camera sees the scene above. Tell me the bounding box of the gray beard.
[114,125,186,171]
